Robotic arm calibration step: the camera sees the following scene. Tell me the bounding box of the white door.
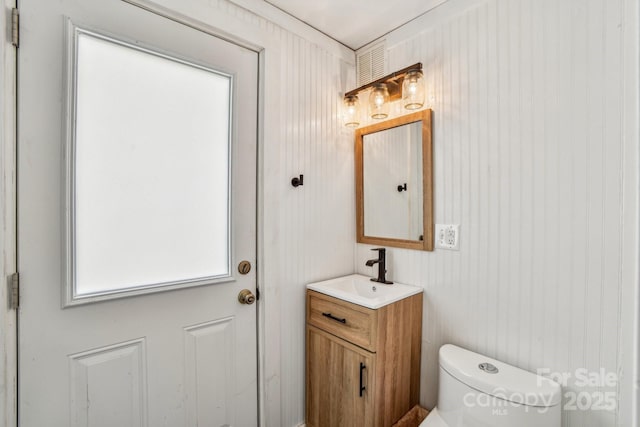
[17,0,258,426]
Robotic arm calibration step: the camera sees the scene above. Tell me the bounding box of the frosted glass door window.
[71,30,232,300]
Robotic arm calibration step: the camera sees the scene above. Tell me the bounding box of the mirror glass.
[356,110,433,251]
[363,121,423,240]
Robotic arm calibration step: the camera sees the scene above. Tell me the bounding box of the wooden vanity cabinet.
[305,290,423,427]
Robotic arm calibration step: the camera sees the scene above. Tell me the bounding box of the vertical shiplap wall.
[121,1,356,425]
[273,29,356,427]
[356,0,638,426]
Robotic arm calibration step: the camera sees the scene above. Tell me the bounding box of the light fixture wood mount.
[345,62,422,101]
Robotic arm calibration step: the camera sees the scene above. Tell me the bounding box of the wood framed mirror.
[355,110,433,250]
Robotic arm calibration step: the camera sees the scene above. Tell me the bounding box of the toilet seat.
[419,408,448,427]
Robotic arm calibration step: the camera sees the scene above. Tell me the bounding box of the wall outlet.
[435,224,460,250]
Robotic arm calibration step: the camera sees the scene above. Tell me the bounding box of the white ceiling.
[264,0,448,50]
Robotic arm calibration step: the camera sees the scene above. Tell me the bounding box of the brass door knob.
[238,289,256,305]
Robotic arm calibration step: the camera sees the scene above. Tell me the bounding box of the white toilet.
[420,344,561,427]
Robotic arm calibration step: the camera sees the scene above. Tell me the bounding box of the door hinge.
[11,8,19,48]
[10,272,19,310]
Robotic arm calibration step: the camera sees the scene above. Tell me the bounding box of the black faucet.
[365,248,393,284]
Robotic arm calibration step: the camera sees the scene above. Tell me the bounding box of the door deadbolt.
[238,260,251,275]
[238,289,256,305]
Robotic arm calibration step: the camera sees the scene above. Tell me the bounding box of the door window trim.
[63,21,236,307]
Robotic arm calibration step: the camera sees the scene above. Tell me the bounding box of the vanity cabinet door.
[306,325,376,427]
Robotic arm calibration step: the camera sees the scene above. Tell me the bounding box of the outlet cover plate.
[435,224,460,250]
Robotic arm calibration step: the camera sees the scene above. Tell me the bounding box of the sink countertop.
[306,274,423,309]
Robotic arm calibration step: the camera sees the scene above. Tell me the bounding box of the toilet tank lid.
[439,344,562,407]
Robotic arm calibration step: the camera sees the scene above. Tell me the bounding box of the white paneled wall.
[357,0,638,426]
[273,30,356,426]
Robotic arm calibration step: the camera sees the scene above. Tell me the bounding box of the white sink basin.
[306,274,422,309]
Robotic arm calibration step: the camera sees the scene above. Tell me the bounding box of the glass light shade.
[369,83,390,119]
[343,95,360,127]
[402,69,425,110]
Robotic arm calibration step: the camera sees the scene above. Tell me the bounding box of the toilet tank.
[437,345,561,427]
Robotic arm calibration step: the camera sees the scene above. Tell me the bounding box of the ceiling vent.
[356,41,386,86]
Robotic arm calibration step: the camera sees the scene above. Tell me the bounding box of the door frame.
[1,0,18,426]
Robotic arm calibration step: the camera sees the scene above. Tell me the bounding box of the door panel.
[17,1,258,426]
[69,339,147,427]
[184,318,236,425]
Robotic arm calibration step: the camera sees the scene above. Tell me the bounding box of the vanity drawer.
[306,290,378,352]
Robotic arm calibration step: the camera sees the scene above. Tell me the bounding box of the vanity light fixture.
[343,62,423,125]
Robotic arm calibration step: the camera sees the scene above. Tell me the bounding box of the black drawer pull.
[359,362,366,397]
[321,312,346,324]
